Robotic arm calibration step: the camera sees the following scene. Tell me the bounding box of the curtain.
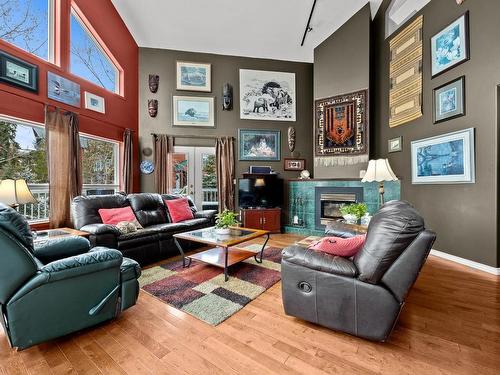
[153,134,174,194]
[122,128,133,194]
[45,107,82,228]
[215,136,235,212]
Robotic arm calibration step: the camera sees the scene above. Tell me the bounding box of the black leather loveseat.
[71,193,216,265]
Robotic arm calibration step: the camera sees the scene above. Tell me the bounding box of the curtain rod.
[151,133,234,140]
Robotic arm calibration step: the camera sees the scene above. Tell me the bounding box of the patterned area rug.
[296,236,322,247]
[139,245,282,325]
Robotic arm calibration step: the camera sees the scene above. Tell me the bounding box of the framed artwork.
[0,50,38,92]
[389,15,423,128]
[84,91,105,113]
[239,69,296,121]
[431,12,469,78]
[172,95,215,127]
[433,76,465,123]
[238,129,281,161]
[176,61,211,92]
[47,71,80,107]
[411,128,475,184]
[388,136,403,153]
[284,158,306,171]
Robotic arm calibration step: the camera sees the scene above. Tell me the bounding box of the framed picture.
[239,69,296,121]
[411,128,475,184]
[238,129,281,161]
[176,61,211,92]
[47,71,81,107]
[284,158,306,171]
[84,92,105,113]
[0,50,38,92]
[173,95,215,127]
[388,136,403,153]
[431,12,469,78]
[433,76,465,123]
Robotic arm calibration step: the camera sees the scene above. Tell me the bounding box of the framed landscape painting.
[433,76,465,123]
[239,69,296,121]
[0,50,38,92]
[431,12,469,78]
[411,128,475,184]
[176,61,211,92]
[239,129,281,161]
[47,71,81,107]
[173,96,215,127]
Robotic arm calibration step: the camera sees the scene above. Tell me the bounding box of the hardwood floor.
[1,234,499,374]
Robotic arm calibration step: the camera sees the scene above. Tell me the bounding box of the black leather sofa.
[71,193,217,265]
[281,200,436,342]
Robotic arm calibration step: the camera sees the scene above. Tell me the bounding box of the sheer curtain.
[215,136,235,211]
[153,134,174,194]
[45,106,82,228]
[122,128,133,194]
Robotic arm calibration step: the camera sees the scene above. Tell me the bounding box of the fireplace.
[315,187,363,230]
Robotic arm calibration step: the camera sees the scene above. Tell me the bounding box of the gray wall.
[313,4,371,179]
[372,0,500,267]
[139,48,313,194]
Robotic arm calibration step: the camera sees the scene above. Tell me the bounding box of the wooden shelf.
[187,247,257,268]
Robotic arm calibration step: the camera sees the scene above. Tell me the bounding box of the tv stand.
[240,207,281,233]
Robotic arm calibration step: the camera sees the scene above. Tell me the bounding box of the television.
[238,176,283,208]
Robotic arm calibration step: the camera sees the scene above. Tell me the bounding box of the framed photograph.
[388,136,403,153]
[433,76,465,123]
[176,61,211,92]
[84,91,105,113]
[47,71,81,107]
[0,50,38,92]
[284,158,306,171]
[431,12,469,78]
[173,95,215,127]
[239,69,296,121]
[411,128,475,184]
[238,129,281,161]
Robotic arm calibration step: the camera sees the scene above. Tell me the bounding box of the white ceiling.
[111,0,383,63]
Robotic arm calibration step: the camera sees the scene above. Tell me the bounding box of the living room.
[0,0,498,374]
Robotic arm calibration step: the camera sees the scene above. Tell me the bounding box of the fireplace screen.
[320,193,357,225]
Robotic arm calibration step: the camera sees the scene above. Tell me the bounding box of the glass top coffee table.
[173,226,270,281]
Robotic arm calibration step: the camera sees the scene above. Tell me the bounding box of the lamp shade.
[0,179,38,206]
[361,159,398,182]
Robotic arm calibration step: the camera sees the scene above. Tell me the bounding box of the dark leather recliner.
[0,204,141,350]
[281,201,436,341]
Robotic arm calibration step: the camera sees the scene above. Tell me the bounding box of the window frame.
[385,0,431,39]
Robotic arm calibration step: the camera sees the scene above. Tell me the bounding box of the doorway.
[171,146,218,210]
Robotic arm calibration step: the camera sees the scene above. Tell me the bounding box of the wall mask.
[287,126,296,152]
[222,83,233,111]
[148,99,158,117]
[149,74,159,93]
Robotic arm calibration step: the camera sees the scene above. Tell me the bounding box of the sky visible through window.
[0,0,49,60]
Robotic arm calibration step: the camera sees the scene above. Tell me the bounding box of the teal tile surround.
[284,179,401,235]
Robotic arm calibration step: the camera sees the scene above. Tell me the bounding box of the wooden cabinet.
[240,208,281,233]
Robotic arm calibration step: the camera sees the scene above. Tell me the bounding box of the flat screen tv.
[238,176,283,208]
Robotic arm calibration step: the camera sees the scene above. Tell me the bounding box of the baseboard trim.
[430,249,500,276]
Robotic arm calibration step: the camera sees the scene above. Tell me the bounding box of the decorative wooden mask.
[148,99,158,117]
[222,83,233,111]
[149,74,159,93]
[287,126,296,152]
[456,0,465,4]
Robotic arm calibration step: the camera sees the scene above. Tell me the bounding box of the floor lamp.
[361,159,399,207]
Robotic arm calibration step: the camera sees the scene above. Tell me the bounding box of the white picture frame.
[172,95,215,127]
[84,91,105,113]
[176,61,211,92]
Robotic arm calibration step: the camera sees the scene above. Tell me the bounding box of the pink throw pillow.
[308,235,366,257]
[164,198,194,223]
[98,206,137,225]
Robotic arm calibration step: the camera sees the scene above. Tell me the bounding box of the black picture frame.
[433,76,466,124]
[0,50,38,92]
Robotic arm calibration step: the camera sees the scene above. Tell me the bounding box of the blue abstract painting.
[416,139,464,177]
[439,87,457,115]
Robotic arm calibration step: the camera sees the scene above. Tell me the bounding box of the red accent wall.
[0,0,139,192]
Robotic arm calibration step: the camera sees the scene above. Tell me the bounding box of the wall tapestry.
[314,89,368,166]
[389,15,423,128]
[239,69,296,121]
[238,129,280,161]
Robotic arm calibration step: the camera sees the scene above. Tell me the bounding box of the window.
[0,116,120,222]
[70,8,119,93]
[0,0,54,61]
[386,0,431,38]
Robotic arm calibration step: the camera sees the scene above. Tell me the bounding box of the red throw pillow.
[164,198,194,223]
[308,235,366,257]
[98,206,137,225]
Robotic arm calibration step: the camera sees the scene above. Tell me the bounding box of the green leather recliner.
[0,203,141,350]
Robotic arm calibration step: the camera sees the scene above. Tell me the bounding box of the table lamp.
[361,159,398,206]
[0,179,38,208]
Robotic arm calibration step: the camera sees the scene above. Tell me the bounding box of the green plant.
[339,203,368,220]
[215,210,239,229]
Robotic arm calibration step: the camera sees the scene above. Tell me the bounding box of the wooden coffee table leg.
[224,246,229,281]
[254,233,270,264]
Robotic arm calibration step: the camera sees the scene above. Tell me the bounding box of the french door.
[171,146,217,210]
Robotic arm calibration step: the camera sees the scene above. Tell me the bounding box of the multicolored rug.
[139,245,282,325]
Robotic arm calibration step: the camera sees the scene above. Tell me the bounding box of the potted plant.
[339,203,368,225]
[215,210,239,235]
